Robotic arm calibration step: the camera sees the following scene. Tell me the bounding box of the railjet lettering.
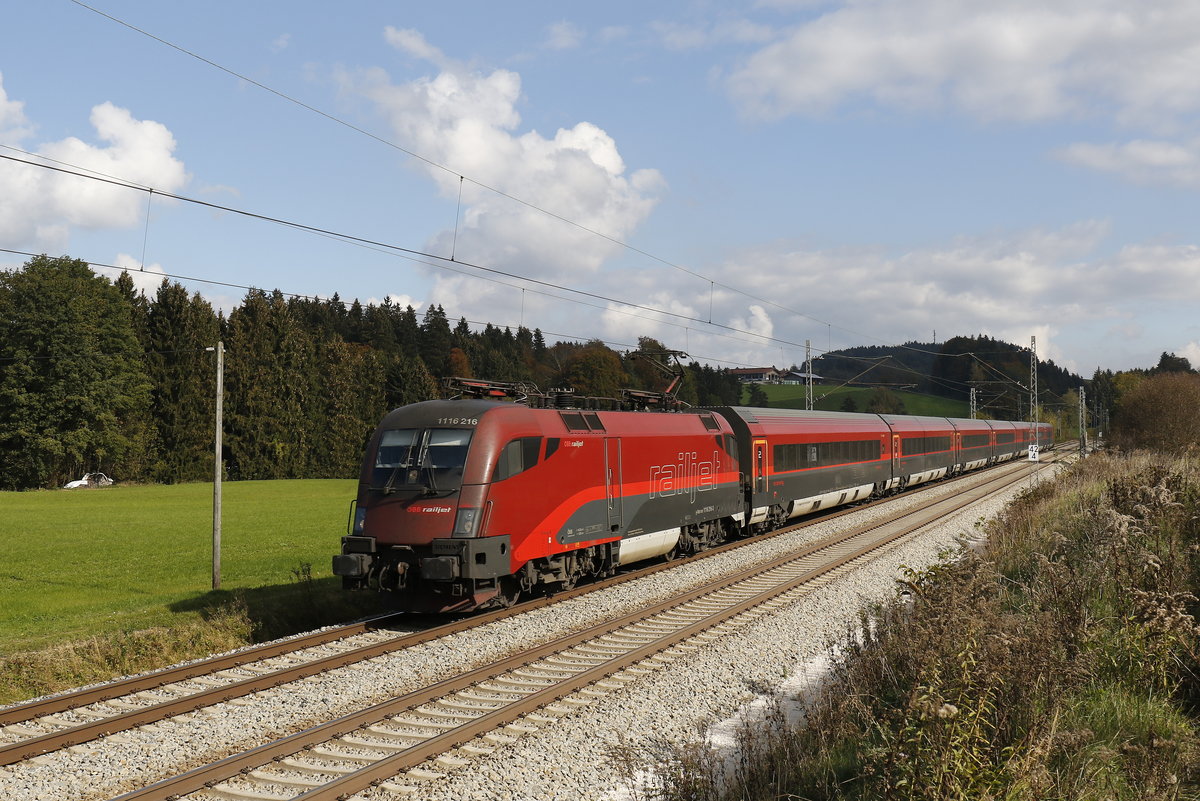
[649,450,720,502]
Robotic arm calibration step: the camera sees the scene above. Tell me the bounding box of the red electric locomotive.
[334,392,743,612]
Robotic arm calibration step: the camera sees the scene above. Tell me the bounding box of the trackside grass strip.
[0,480,387,704]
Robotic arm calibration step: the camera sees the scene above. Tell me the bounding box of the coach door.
[753,440,767,496]
[892,434,900,475]
[605,437,623,533]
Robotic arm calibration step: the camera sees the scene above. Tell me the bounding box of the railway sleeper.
[331,736,411,754]
[209,786,293,801]
[247,770,327,788]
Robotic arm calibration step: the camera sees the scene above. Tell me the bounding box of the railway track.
[0,451,1058,770]
[86,455,1059,801]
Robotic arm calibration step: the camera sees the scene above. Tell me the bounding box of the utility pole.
[1079,386,1088,457]
[805,340,813,411]
[1027,335,1036,424]
[969,386,977,419]
[207,341,224,590]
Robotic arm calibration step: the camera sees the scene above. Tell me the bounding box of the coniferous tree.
[394,305,421,358]
[345,299,365,344]
[0,255,153,488]
[385,352,439,410]
[1153,352,1194,374]
[363,300,398,353]
[145,280,220,482]
[420,305,453,376]
[114,271,152,350]
[225,289,317,479]
[315,340,389,477]
[324,293,350,341]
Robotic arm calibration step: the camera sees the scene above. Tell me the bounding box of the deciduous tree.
[1109,372,1200,453]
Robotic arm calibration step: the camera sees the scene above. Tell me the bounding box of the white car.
[64,472,114,489]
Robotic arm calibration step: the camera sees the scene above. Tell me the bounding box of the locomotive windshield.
[373,428,473,495]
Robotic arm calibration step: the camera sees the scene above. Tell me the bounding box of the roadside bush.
[1110,372,1200,453]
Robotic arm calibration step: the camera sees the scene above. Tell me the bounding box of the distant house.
[729,367,784,384]
[781,371,823,385]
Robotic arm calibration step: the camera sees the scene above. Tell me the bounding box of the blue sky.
[4,1,1200,375]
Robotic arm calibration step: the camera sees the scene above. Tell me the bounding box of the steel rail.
[0,613,410,727]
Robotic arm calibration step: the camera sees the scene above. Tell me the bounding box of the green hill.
[744,383,971,418]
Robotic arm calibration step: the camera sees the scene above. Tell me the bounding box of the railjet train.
[334,379,1053,612]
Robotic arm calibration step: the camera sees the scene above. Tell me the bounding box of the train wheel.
[494,576,521,608]
[560,553,581,591]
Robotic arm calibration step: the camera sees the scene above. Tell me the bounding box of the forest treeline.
[0,256,742,489]
[3,255,1195,490]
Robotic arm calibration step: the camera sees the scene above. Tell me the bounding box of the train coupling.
[333,535,376,578]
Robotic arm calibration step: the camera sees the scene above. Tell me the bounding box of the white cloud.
[270,33,291,54]
[0,72,33,142]
[1058,138,1200,187]
[383,27,452,70]
[598,26,630,44]
[727,0,1200,125]
[545,21,583,50]
[1180,341,1200,369]
[364,293,424,311]
[0,84,189,253]
[753,0,838,8]
[346,29,664,297]
[109,253,168,297]
[653,19,776,51]
[729,303,775,340]
[587,221,1200,374]
[653,22,711,51]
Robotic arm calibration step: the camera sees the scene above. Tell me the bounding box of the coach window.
[493,436,543,482]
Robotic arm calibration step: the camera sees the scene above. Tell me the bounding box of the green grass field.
[745,383,971,417]
[0,479,365,658]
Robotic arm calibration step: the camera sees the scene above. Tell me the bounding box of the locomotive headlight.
[453,508,479,538]
[353,506,367,533]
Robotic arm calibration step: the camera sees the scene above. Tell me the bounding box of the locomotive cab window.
[493,436,543,482]
[372,428,473,493]
[375,429,420,472]
[422,430,473,491]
